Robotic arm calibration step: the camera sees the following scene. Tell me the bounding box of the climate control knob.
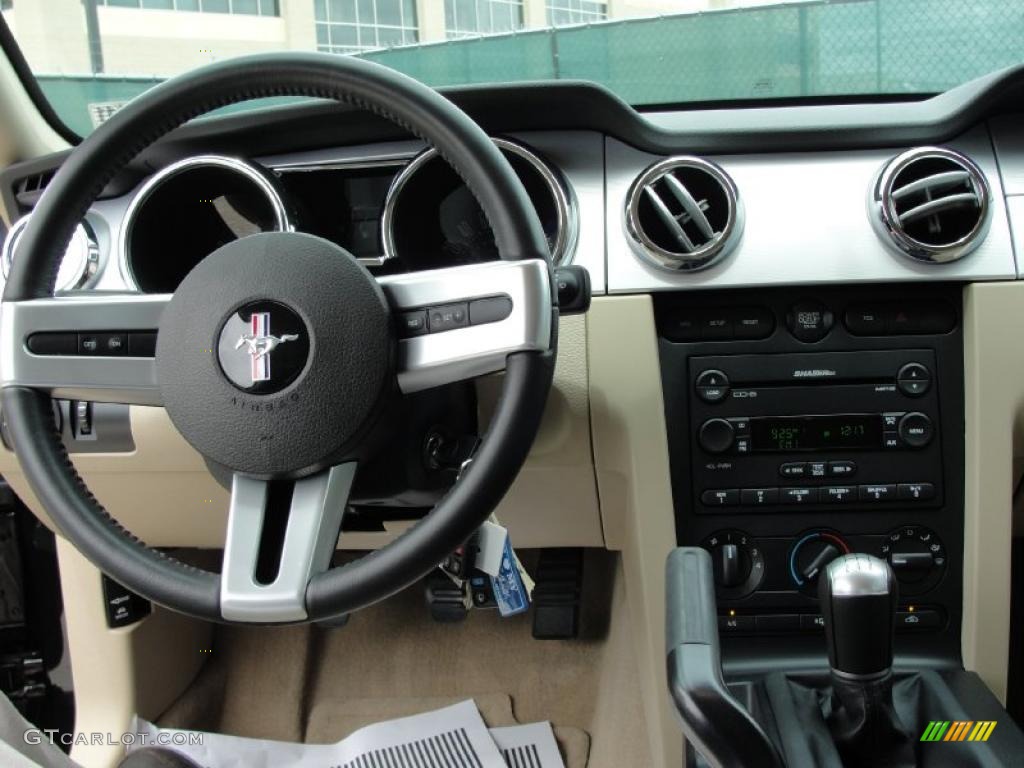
[789,531,851,595]
[698,418,735,454]
[701,529,765,599]
[880,525,946,595]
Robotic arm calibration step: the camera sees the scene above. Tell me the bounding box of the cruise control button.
[779,462,807,478]
[399,311,428,337]
[99,333,128,356]
[897,483,935,501]
[859,484,896,501]
[701,489,739,507]
[828,461,856,477]
[27,333,77,355]
[741,488,779,506]
[128,332,157,357]
[781,487,818,504]
[469,296,513,326]
[821,486,855,503]
[427,303,469,332]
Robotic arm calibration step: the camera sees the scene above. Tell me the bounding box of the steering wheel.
[0,53,556,624]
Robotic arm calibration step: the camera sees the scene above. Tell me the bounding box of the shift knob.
[818,553,897,677]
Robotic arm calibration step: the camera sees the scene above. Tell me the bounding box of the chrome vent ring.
[871,146,991,264]
[625,156,743,272]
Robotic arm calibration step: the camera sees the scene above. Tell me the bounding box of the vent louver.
[871,147,991,264]
[625,156,743,271]
[14,169,56,209]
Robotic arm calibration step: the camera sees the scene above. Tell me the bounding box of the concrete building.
[1,0,781,78]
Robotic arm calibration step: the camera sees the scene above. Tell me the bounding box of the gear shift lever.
[819,552,897,677]
[818,553,913,766]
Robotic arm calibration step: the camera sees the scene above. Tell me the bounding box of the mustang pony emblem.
[235,312,299,383]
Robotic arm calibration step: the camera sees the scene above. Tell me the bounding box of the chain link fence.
[35,0,1024,135]
[365,0,1024,105]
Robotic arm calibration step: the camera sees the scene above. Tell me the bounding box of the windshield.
[1,0,1021,137]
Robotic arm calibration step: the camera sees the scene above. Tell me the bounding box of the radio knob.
[698,418,735,454]
[897,412,933,448]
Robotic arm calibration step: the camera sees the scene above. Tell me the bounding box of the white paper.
[491,722,567,768]
[131,699,508,768]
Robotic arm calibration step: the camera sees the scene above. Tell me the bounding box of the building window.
[546,0,606,27]
[314,0,418,54]
[97,0,280,15]
[444,0,524,39]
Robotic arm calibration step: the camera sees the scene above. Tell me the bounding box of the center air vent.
[870,146,991,264]
[625,156,743,272]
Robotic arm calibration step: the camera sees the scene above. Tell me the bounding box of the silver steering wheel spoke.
[0,292,169,405]
[221,462,357,623]
[378,259,552,393]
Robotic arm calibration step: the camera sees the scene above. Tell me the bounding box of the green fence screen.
[37,0,1024,136]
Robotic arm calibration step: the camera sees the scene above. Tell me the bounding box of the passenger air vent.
[14,169,56,209]
[870,147,991,264]
[625,156,743,272]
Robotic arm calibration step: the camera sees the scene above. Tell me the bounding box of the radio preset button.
[897,482,935,500]
[695,369,730,403]
[779,462,807,478]
[781,487,818,504]
[741,488,779,506]
[828,461,857,477]
[859,484,897,501]
[898,412,934,448]
[698,418,735,454]
[701,489,740,507]
[821,485,855,503]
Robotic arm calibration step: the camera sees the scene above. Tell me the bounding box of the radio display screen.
[750,414,882,452]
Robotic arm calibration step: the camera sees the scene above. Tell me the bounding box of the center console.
[656,284,965,669]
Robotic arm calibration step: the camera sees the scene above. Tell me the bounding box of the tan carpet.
[159,550,651,767]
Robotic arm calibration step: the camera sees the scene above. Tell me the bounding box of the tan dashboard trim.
[961,281,1017,703]
[588,295,683,768]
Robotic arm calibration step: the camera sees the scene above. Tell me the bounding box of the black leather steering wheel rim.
[1,52,556,623]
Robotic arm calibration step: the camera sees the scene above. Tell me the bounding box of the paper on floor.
[491,722,566,768]
[131,698,566,768]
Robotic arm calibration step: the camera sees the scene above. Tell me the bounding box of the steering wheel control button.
[468,296,513,326]
[26,333,78,355]
[399,310,428,337]
[897,482,935,501]
[786,301,834,342]
[897,362,931,397]
[779,462,808,478]
[698,418,735,454]
[427,302,469,332]
[695,369,730,403]
[701,489,739,507]
[897,412,933,448]
[128,332,157,357]
[217,301,309,395]
[78,334,100,354]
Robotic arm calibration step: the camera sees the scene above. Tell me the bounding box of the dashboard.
[2,68,1024,691]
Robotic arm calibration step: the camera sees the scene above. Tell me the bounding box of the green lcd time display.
[750,414,882,452]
